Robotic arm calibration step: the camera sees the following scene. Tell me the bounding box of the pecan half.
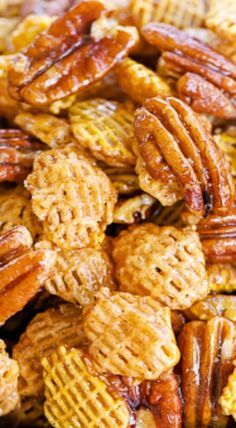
[178,317,236,428]
[0,226,55,325]
[198,207,236,263]
[134,97,234,218]
[0,129,46,183]
[142,23,236,118]
[8,1,137,106]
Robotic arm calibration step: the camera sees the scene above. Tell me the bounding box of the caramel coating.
[219,363,236,421]
[8,1,137,106]
[25,147,117,250]
[0,186,42,240]
[134,97,235,218]
[42,346,130,428]
[84,288,180,379]
[142,23,236,118]
[178,318,236,428]
[112,223,208,310]
[69,98,135,167]
[0,339,19,417]
[115,58,172,104]
[37,241,116,306]
[13,304,87,398]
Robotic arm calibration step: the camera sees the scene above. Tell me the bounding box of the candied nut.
[219,362,236,420]
[214,130,236,177]
[8,1,137,106]
[153,201,185,227]
[198,208,236,263]
[0,55,20,121]
[133,134,183,207]
[84,288,180,379]
[185,295,236,322]
[42,346,131,428]
[171,311,186,333]
[0,339,19,417]
[0,186,42,240]
[69,98,136,167]
[207,263,236,293]
[129,0,206,29]
[25,147,117,250]
[13,304,87,398]
[140,372,182,428]
[178,317,236,428]
[134,97,235,218]
[0,226,55,325]
[15,112,72,148]
[112,223,208,310]
[113,193,157,224]
[115,58,172,104]
[37,241,116,306]
[7,14,55,53]
[206,0,236,42]
[102,166,140,195]
[0,128,46,183]
[142,23,236,118]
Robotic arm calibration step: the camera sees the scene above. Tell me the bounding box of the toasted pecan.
[178,318,236,428]
[134,97,234,218]
[0,129,46,183]
[142,23,236,118]
[8,1,137,106]
[0,226,55,325]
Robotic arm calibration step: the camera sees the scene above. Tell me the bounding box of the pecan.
[134,97,234,218]
[0,129,46,183]
[198,207,236,263]
[178,317,236,428]
[142,23,236,118]
[8,1,137,106]
[0,226,55,325]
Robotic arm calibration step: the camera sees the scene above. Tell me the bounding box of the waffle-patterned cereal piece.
[37,241,116,306]
[7,14,55,53]
[0,186,42,240]
[185,294,236,322]
[0,226,55,325]
[112,223,208,310]
[20,0,75,17]
[15,112,72,148]
[113,193,157,224]
[214,130,236,177]
[42,346,131,428]
[206,0,236,42]
[69,99,135,167]
[207,263,236,293]
[25,147,117,250]
[102,166,139,195]
[129,0,206,29]
[0,339,19,416]
[8,1,137,106]
[84,288,180,379]
[219,362,236,421]
[134,97,235,219]
[115,58,172,104]
[178,317,236,428]
[13,304,87,398]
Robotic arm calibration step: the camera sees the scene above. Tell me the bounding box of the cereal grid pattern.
[42,346,130,428]
[206,0,236,41]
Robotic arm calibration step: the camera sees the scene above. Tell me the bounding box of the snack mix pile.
[0,0,236,427]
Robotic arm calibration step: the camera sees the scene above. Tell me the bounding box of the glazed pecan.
[0,226,55,325]
[198,207,236,263]
[142,23,236,118]
[134,97,234,218]
[0,129,46,183]
[178,317,236,428]
[8,1,137,106]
